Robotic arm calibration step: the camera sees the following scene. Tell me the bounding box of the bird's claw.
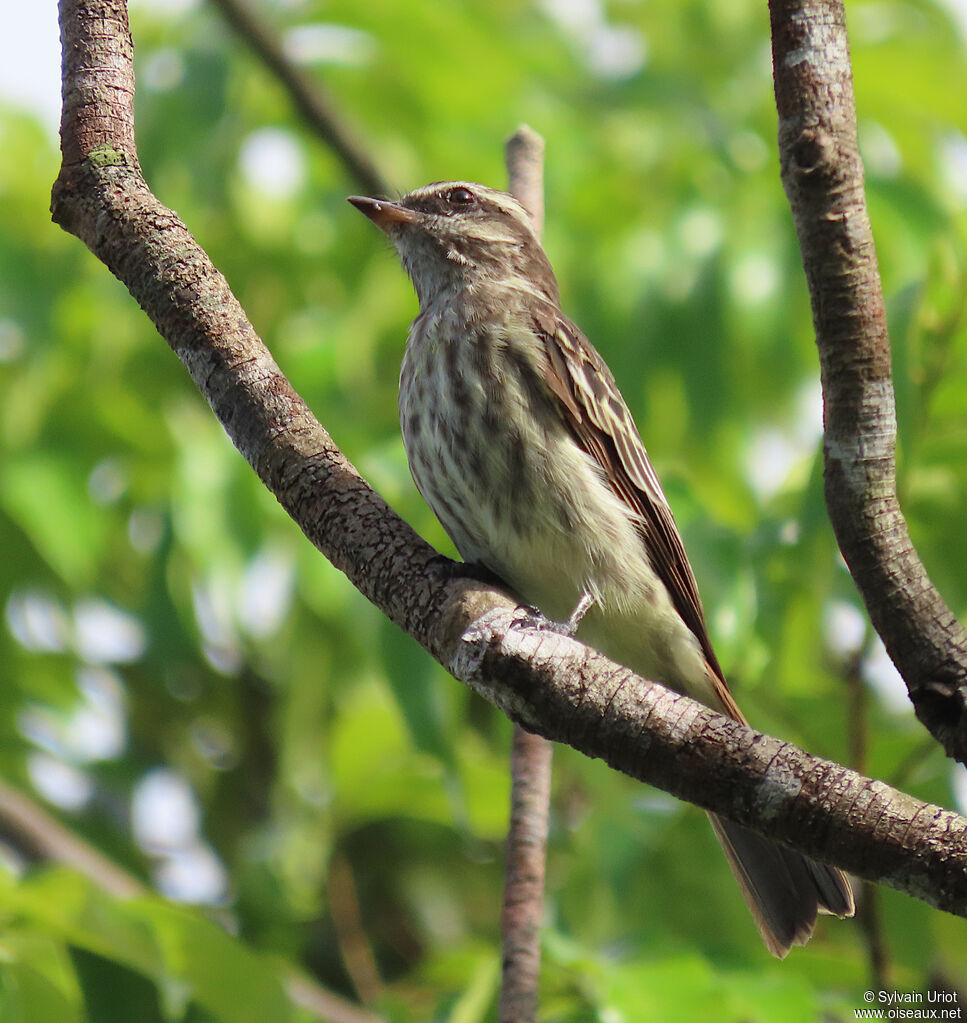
[515,593,596,638]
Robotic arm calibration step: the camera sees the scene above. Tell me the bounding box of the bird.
[349,181,854,956]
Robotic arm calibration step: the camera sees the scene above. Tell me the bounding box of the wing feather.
[532,304,725,684]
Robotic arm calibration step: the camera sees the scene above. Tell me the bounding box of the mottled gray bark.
[769,0,967,762]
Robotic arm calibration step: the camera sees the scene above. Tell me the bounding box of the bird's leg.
[563,592,596,636]
[515,592,596,637]
[430,557,595,638]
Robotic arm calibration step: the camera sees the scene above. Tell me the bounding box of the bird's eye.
[446,187,476,206]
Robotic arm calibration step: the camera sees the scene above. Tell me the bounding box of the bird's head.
[349,181,558,308]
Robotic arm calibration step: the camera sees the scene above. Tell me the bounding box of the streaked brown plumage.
[349,181,854,956]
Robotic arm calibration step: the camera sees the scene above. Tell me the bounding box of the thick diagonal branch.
[769,0,967,762]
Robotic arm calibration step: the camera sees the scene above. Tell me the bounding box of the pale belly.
[398,330,715,703]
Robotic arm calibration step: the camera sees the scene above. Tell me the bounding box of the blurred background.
[1,0,967,1019]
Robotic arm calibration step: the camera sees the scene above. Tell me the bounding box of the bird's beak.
[348,196,418,230]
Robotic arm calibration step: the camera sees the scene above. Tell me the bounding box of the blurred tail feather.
[709,813,854,958]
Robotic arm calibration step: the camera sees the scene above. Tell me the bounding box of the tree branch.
[505,126,545,237]
[452,612,967,915]
[208,0,390,196]
[499,125,552,1023]
[328,853,384,1005]
[769,0,967,762]
[0,779,143,899]
[0,779,385,1023]
[500,724,551,1023]
[51,0,967,925]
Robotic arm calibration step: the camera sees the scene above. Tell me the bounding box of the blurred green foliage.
[1,0,967,1019]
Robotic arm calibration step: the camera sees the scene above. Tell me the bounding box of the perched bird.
[349,181,854,956]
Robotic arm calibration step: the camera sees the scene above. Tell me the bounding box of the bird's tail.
[708,813,854,958]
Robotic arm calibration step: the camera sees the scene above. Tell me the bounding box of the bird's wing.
[532,303,727,688]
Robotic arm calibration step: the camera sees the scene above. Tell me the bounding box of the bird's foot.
[429,559,596,638]
[516,593,596,638]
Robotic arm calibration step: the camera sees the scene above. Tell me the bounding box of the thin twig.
[0,779,143,899]
[505,126,545,235]
[769,0,967,761]
[285,972,386,1023]
[328,853,384,1005]
[209,0,390,196]
[499,726,553,1023]
[0,778,384,1023]
[856,886,890,993]
[498,125,552,1023]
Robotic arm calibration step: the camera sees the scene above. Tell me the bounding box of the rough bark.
[452,613,967,916]
[769,0,967,762]
[500,720,552,1023]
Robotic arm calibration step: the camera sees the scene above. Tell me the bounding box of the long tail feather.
[708,813,854,957]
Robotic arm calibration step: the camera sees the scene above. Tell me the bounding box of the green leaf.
[0,454,105,586]
[0,932,85,1023]
[1,870,293,1023]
